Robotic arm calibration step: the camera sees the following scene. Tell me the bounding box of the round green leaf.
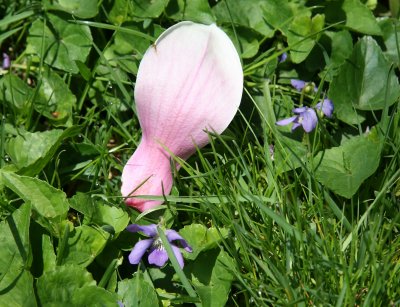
[27,13,92,73]
[44,0,99,18]
[287,13,325,63]
[36,265,116,306]
[212,0,274,37]
[325,0,382,35]
[109,0,168,22]
[179,224,229,260]
[329,36,400,124]
[314,132,382,198]
[34,68,77,126]
[118,275,158,307]
[58,225,110,267]
[165,0,215,24]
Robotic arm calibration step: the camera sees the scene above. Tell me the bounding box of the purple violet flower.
[279,52,288,63]
[291,79,318,93]
[276,107,318,133]
[315,99,334,118]
[2,53,10,69]
[127,224,192,268]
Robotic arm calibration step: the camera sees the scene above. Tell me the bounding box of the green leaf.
[118,274,158,307]
[261,0,293,34]
[131,0,169,18]
[69,193,96,219]
[166,0,215,24]
[34,68,77,126]
[43,0,99,18]
[30,222,57,277]
[6,126,80,176]
[223,26,260,59]
[0,74,33,111]
[274,134,308,174]
[314,132,382,198]
[185,249,235,307]
[41,234,57,273]
[212,0,274,37]
[27,13,92,73]
[70,193,129,234]
[0,203,36,307]
[114,22,163,55]
[0,172,69,221]
[109,0,168,22]
[379,17,400,65]
[72,286,118,306]
[57,224,110,267]
[92,205,129,234]
[329,36,400,125]
[36,265,117,306]
[315,30,353,81]
[325,0,382,35]
[179,224,229,260]
[287,12,325,63]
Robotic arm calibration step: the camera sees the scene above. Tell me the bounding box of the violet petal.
[316,99,334,118]
[301,108,318,132]
[276,116,297,126]
[128,239,154,264]
[148,247,169,267]
[126,224,158,237]
[165,229,192,252]
[279,52,288,63]
[290,79,306,91]
[171,245,185,269]
[291,122,302,131]
[293,106,308,114]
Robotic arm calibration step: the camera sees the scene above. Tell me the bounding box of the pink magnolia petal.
[122,21,243,211]
[121,140,172,211]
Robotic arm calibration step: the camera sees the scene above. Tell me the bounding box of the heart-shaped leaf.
[27,13,92,73]
[314,131,382,198]
[329,36,400,124]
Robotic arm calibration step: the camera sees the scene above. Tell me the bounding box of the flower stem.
[157,227,201,306]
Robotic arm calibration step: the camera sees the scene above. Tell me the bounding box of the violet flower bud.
[121,22,243,211]
[2,53,10,69]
